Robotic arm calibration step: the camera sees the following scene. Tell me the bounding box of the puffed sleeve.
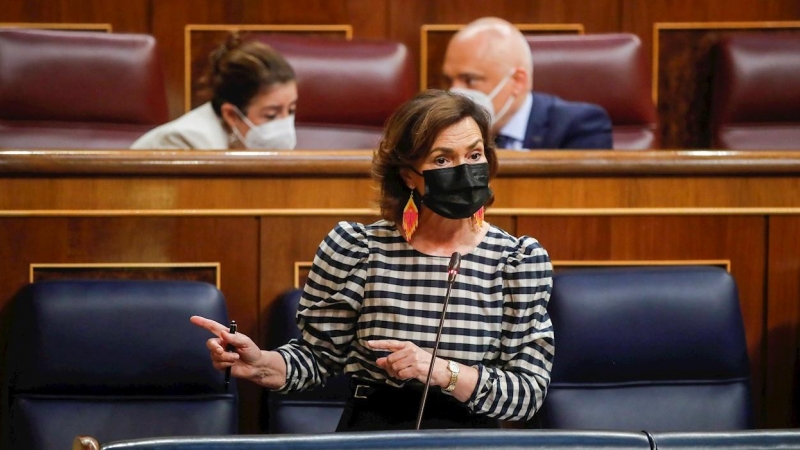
[467,236,554,421]
[274,221,369,392]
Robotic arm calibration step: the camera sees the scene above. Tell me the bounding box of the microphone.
[415,252,461,430]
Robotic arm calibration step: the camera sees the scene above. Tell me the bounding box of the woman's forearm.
[247,350,288,389]
[432,358,478,403]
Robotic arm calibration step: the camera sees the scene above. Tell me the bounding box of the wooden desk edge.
[2,149,800,176]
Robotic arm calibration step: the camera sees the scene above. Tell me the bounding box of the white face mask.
[232,107,297,150]
[450,68,516,126]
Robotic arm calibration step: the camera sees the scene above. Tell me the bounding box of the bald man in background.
[443,17,613,150]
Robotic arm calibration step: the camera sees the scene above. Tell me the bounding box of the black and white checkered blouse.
[276,220,554,421]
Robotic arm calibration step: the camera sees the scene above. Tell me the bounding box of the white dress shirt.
[497,93,533,150]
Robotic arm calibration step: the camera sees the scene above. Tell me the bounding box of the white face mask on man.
[232,107,297,150]
[450,68,516,126]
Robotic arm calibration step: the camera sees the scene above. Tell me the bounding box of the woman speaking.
[192,89,554,430]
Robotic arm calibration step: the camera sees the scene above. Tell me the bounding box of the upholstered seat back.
[526,34,658,150]
[651,430,800,450]
[1,280,237,450]
[711,34,800,150]
[538,266,753,431]
[262,288,349,433]
[0,28,169,149]
[254,35,415,149]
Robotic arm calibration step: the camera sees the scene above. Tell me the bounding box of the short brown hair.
[205,34,296,116]
[372,89,499,226]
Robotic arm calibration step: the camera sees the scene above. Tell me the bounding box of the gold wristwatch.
[444,360,459,393]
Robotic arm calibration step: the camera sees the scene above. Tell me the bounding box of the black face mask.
[413,162,493,219]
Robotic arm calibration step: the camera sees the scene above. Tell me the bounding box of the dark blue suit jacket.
[522,92,613,149]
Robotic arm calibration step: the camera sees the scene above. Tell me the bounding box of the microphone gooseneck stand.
[415,252,461,430]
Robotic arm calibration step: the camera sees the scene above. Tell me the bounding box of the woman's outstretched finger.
[190,315,229,336]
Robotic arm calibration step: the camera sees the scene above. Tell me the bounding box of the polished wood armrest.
[2,149,800,176]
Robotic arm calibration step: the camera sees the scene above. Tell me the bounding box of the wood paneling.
[2,150,800,211]
[30,263,219,287]
[4,173,800,211]
[7,216,257,331]
[520,215,766,422]
[766,216,800,427]
[0,22,112,31]
[0,0,148,32]
[653,24,800,149]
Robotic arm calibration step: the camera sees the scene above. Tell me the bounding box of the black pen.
[225,320,237,391]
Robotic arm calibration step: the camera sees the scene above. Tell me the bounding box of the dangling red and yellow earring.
[402,190,419,242]
[472,206,485,231]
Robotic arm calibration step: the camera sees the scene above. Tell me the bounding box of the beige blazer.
[130,103,229,150]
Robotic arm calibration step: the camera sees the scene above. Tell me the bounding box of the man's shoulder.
[525,91,613,149]
[531,91,608,119]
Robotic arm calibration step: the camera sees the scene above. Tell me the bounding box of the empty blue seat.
[261,288,350,433]
[537,266,753,431]
[650,430,800,450]
[1,280,238,450]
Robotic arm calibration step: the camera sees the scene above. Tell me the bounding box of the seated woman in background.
[192,89,554,430]
[131,34,297,150]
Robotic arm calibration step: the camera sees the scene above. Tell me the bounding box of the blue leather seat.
[92,429,653,450]
[1,280,238,450]
[537,266,753,431]
[649,430,800,450]
[261,288,350,433]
